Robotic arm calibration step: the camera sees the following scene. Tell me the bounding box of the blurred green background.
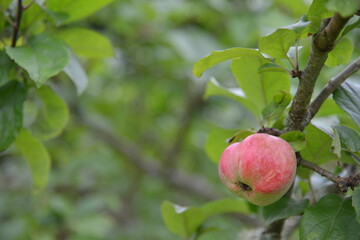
[2,0,357,239]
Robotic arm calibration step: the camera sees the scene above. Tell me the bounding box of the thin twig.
[297,156,338,182]
[11,0,23,47]
[298,156,360,192]
[2,11,16,27]
[308,57,360,120]
[22,0,35,10]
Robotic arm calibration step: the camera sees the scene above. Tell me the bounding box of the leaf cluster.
[0,0,115,193]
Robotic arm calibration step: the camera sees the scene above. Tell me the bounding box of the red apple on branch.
[219,133,297,206]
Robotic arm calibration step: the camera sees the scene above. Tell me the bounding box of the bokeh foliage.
[1,0,360,239]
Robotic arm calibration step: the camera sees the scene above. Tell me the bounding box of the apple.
[219,133,296,206]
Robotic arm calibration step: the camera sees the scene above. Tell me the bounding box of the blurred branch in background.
[81,113,264,227]
[86,121,221,200]
[164,84,205,169]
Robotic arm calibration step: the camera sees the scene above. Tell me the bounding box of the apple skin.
[219,133,296,206]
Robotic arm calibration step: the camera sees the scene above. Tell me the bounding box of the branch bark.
[308,57,360,120]
[287,13,351,131]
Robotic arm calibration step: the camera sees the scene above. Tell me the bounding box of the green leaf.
[40,6,69,26]
[333,82,360,128]
[299,180,310,196]
[0,0,12,9]
[204,77,261,117]
[161,201,205,238]
[262,198,309,224]
[5,34,70,87]
[326,0,360,17]
[300,124,338,164]
[193,226,221,239]
[353,186,360,224]
[325,38,353,67]
[0,81,27,152]
[193,48,262,77]
[259,29,297,59]
[341,17,360,37]
[231,57,290,114]
[205,128,238,163]
[228,130,255,144]
[307,0,332,18]
[30,85,69,141]
[280,131,306,152]
[300,195,360,240]
[282,16,312,34]
[261,91,291,127]
[297,166,311,179]
[332,125,360,153]
[273,0,309,17]
[46,0,115,24]
[0,51,15,85]
[202,198,250,218]
[258,62,290,74]
[15,128,51,194]
[20,2,44,31]
[306,0,333,34]
[56,28,113,58]
[63,52,88,95]
[316,98,346,117]
[260,21,308,57]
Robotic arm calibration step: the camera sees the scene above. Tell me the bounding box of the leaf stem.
[286,54,296,70]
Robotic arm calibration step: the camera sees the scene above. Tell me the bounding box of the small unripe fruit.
[219,133,296,206]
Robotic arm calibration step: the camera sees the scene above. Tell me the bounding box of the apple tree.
[162,0,360,239]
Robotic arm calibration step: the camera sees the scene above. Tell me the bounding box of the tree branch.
[287,13,351,131]
[88,122,221,200]
[308,57,360,120]
[298,155,360,192]
[11,0,23,47]
[165,85,204,168]
[297,156,338,182]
